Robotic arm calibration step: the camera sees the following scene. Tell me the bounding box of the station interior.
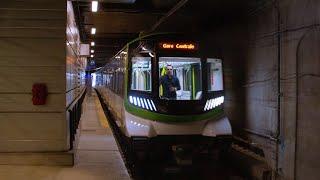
[0,0,319,180]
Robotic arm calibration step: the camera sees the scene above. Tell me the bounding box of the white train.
[95,33,232,152]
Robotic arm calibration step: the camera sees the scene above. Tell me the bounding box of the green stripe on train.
[124,100,224,123]
[122,32,224,123]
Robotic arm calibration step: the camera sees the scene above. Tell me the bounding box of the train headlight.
[137,97,141,107]
[143,98,149,110]
[139,98,145,108]
[128,95,157,112]
[129,96,133,104]
[204,96,224,111]
[133,96,137,106]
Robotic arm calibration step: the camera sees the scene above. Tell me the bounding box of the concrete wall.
[279,1,320,179]
[0,0,67,152]
[0,0,86,155]
[294,26,320,180]
[203,0,320,179]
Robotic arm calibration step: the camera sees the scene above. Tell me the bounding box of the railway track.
[96,89,248,180]
[96,90,146,179]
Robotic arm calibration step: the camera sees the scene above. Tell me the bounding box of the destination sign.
[159,42,198,50]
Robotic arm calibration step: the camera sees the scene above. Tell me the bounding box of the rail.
[67,88,87,150]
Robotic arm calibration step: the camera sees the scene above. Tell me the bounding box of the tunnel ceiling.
[72,0,267,67]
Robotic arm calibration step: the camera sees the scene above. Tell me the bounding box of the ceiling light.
[92,1,98,12]
[91,50,94,53]
[91,27,96,35]
[91,42,95,46]
[91,55,94,58]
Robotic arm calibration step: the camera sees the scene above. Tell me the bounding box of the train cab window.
[131,57,152,91]
[207,58,223,91]
[159,57,202,100]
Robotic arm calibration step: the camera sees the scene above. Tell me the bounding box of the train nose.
[202,115,232,137]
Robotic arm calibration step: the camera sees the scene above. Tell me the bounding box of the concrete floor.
[0,89,130,180]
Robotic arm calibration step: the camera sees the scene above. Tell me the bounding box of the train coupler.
[172,144,193,166]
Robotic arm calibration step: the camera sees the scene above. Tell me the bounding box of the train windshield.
[131,57,152,91]
[207,58,223,91]
[159,57,202,100]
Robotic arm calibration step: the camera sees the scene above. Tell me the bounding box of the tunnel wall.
[0,0,86,155]
[203,0,320,179]
[287,3,320,180]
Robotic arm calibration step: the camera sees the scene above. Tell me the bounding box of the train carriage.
[95,33,232,153]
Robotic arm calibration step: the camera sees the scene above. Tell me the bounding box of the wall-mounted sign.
[159,42,198,50]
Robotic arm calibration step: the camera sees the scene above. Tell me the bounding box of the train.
[94,33,232,157]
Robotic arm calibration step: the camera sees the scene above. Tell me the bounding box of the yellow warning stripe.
[94,95,109,128]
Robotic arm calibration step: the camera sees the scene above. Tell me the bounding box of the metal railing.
[67,89,86,150]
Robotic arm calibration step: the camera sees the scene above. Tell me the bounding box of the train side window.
[207,58,223,91]
[131,57,152,91]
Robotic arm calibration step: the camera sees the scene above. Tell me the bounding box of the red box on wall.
[32,83,48,105]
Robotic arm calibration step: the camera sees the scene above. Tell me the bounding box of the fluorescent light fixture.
[143,98,149,110]
[92,1,98,12]
[209,99,213,110]
[212,99,216,108]
[91,42,95,46]
[150,100,157,111]
[91,27,96,35]
[148,52,154,57]
[91,50,94,53]
[128,95,157,111]
[213,99,217,108]
[146,99,153,111]
[90,55,94,58]
[137,98,141,107]
[140,98,145,108]
[133,97,137,106]
[204,100,209,111]
[204,96,225,111]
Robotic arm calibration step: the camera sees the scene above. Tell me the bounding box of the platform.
[0,89,130,180]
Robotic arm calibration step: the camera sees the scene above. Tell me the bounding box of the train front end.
[123,35,232,143]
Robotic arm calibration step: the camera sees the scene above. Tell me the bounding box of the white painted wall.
[0,0,86,154]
